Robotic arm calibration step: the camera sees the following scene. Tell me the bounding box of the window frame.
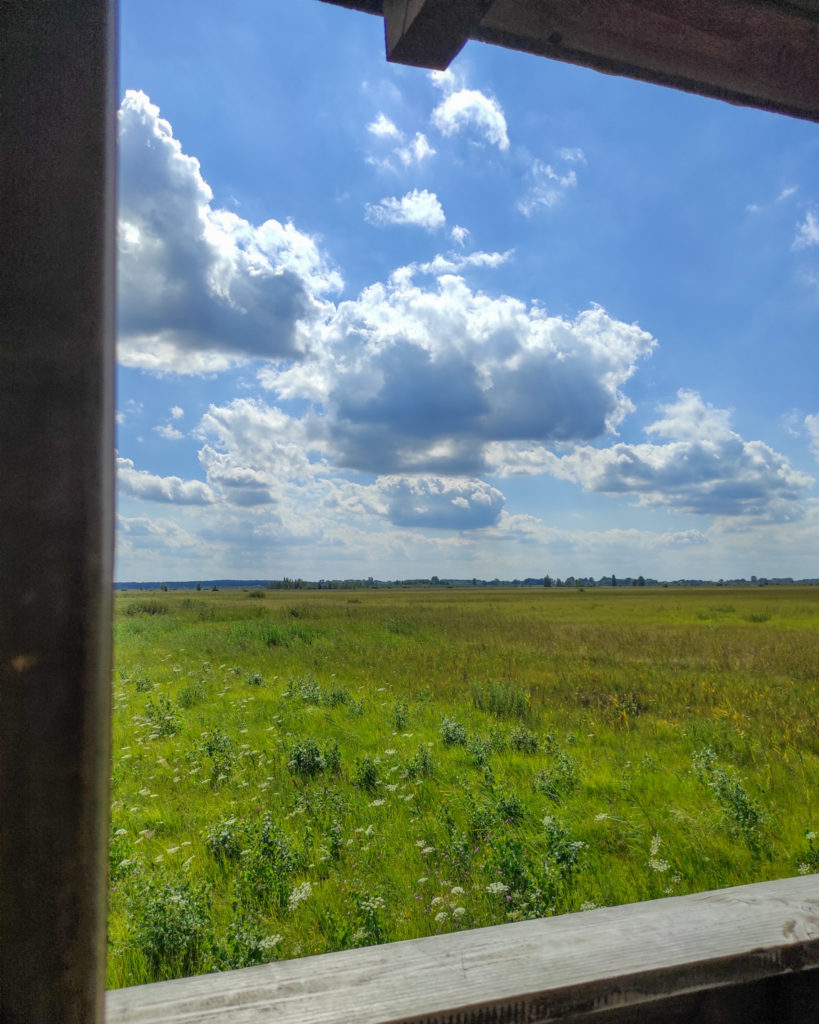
[1,3,817,1021]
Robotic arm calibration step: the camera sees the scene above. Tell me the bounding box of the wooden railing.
[106,875,819,1023]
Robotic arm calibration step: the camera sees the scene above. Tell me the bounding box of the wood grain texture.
[476,0,819,121]
[317,0,819,121]
[106,875,819,1024]
[0,1,116,1021]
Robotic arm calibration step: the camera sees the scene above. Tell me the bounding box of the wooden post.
[383,0,495,69]
[0,2,116,1021]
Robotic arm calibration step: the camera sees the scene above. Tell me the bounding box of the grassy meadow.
[108,584,819,988]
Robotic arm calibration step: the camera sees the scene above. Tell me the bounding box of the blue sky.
[115,0,819,583]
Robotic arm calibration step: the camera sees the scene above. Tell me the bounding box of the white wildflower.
[288,881,313,912]
[450,886,465,895]
[452,906,466,918]
[486,882,509,895]
[648,834,670,873]
[434,911,449,923]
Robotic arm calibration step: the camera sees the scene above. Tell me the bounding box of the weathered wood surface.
[383,0,495,69]
[106,875,819,1024]
[318,0,819,122]
[476,0,819,122]
[0,1,116,1022]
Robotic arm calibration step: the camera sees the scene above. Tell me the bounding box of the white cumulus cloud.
[538,391,813,521]
[260,265,656,476]
[364,189,446,231]
[431,88,509,151]
[794,211,819,249]
[368,112,401,139]
[117,91,341,374]
[117,457,216,505]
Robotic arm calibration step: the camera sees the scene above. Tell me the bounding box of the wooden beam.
[107,874,819,1023]
[318,0,819,121]
[383,0,496,69]
[0,1,116,1021]
[475,0,819,122]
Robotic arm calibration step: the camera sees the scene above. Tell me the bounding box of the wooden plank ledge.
[106,874,819,1023]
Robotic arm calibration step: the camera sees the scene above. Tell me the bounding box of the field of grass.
[108,585,819,988]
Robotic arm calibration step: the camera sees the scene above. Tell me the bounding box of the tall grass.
[108,585,819,987]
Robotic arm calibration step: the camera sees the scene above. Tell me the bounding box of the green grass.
[108,585,819,987]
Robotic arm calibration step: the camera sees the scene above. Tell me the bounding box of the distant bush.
[125,600,168,616]
[533,749,580,802]
[288,739,341,777]
[439,716,467,746]
[128,877,211,980]
[509,726,539,754]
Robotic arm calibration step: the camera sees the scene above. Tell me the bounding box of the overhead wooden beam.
[318,0,819,122]
[383,0,496,69]
[475,0,819,122]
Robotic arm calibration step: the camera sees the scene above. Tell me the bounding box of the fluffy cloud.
[367,113,401,139]
[117,457,217,504]
[117,91,341,373]
[195,398,318,487]
[261,268,655,476]
[451,225,470,247]
[539,391,813,520]
[396,133,435,166]
[431,87,509,151]
[794,211,819,249]
[364,189,446,230]
[154,423,184,440]
[189,399,504,532]
[381,476,504,529]
[366,113,435,170]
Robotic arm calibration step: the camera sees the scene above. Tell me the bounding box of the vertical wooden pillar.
[0,1,116,1021]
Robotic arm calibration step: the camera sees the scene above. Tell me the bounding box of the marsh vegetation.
[108,585,819,987]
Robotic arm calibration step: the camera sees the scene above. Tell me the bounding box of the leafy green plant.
[128,876,212,981]
[353,756,379,793]
[440,716,467,746]
[509,726,539,754]
[144,695,180,737]
[533,749,580,802]
[692,747,766,850]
